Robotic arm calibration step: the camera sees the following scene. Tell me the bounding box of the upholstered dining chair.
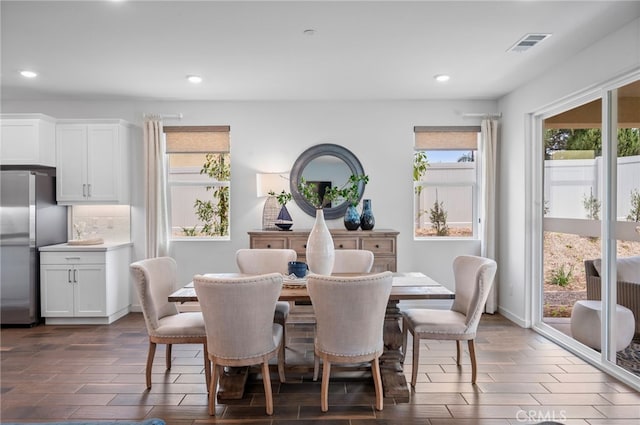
[307,271,393,412]
[332,249,374,274]
[129,257,211,391]
[310,248,375,381]
[194,273,286,416]
[235,248,296,361]
[402,255,497,386]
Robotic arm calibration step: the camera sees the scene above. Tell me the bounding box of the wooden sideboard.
[247,229,399,272]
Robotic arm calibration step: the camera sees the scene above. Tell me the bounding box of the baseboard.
[497,305,528,327]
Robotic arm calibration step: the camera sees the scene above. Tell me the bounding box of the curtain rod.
[461,112,502,118]
[143,113,183,120]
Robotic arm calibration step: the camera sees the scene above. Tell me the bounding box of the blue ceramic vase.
[344,204,360,230]
[360,199,375,230]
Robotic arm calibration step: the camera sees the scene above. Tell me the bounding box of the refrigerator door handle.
[68,269,72,283]
[73,269,78,283]
[87,184,92,197]
[82,184,87,197]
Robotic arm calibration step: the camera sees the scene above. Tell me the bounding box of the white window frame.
[164,126,231,241]
[413,127,481,240]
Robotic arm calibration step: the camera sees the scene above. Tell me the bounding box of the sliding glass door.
[535,74,639,385]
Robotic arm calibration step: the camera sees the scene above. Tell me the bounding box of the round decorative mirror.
[290,143,365,219]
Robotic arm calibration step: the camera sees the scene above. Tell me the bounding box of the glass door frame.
[527,68,640,390]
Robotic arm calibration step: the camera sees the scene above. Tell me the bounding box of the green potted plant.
[298,177,335,209]
[298,174,368,210]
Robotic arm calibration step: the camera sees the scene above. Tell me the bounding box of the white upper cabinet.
[56,120,132,204]
[0,114,56,167]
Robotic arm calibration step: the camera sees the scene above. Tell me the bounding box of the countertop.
[39,241,133,252]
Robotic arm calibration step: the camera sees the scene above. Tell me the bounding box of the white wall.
[497,17,640,326]
[1,99,493,292]
[5,18,638,325]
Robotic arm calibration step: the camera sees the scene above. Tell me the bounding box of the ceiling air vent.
[508,33,552,52]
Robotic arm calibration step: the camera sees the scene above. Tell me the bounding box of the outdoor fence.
[417,155,640,231]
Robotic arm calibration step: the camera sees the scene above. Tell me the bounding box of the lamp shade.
[256,173,289,197]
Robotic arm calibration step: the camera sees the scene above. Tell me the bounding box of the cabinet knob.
[303,244,307,248]
[267,244,271,248]
[339,244,344,248]
[375,244,380,248]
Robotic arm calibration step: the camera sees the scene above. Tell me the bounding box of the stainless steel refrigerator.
[1,167,68,326]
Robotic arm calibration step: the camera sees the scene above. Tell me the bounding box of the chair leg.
[468,339,477,384]
[456,340,461,366]
[278,340,286,383]
[282,320,287,363]
[411,330,420,387]
[209,362,219,416]
[165,343,172,369]
[203,343,211,392]
[262,361,274,415]
[371,356,383,411]
[145,341,156,389]
[320,358,331,412]
[313,353,320,381]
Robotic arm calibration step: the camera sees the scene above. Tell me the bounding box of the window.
[164,126,230,239]
[413,126,480,238]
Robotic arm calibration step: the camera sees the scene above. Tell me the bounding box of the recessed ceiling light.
[20,70,38,78]
[187,75,202,84]
[434,74,450,83]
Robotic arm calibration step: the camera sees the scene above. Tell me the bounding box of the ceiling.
[2,0,639,102]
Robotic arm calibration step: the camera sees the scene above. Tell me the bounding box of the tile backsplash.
[71,205,131,243]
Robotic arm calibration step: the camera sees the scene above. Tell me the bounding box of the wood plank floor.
[1,313,639,424]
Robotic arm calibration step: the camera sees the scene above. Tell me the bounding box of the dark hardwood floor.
[1,313,639,424]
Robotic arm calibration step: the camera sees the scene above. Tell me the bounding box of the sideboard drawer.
[289,237,309,256]
[251,238,287,250]
[333,237,359,250]
[362,238,395,255]
[248,229,399,272]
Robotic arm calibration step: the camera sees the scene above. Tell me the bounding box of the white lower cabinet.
[40,245,131,325]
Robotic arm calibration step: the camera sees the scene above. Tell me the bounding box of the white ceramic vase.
[306,209,335,275]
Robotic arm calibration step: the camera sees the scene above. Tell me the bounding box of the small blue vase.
[344,204,360,230]
[360,199,375,230]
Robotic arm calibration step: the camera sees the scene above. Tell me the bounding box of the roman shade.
[164,126,230,153]
[414,126,480,150]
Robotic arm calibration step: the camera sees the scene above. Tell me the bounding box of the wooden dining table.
[169,272,454,403]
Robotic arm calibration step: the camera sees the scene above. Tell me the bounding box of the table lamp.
[256,173,289,230]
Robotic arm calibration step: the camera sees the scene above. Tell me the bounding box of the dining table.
[169,271,454,403]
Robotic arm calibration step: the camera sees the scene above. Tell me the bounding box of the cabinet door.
[86,125,120,202]
[56,125,88,202]
[0,119,56,166]
[74,264,107,316]
[40,265,75,316]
